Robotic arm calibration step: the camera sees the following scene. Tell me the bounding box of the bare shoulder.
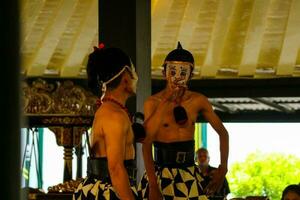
[187,90,208,102]
[95,104,129,127]
[143,91,166,118]
[186,90,212,110]
[145,91,164,106]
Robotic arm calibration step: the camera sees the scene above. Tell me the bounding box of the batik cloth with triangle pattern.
[138,165,208,200]
[138,140,208,200]
[73,177,138,200]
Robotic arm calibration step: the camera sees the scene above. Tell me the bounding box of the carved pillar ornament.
[23,78,97,182]
[23,79,97,116]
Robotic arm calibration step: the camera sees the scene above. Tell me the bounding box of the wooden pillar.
[0,0,21,199]
[98,0,151,183]
[135,0,151,183]
[99,0,136,60]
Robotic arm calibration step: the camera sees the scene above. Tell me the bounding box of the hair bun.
[86,47,131,95]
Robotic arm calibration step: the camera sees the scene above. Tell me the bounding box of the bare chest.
[155,101,199,142]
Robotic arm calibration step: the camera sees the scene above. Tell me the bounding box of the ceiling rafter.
[60,0,98,77]
[189,0,219,74]
[176,0,204,51]
[46,0,92,74]
[276,0,300,76]
[152,0,188,71]
[22,0,62,74]
[151,0,173,59]
[219,0,255,73]
[238,0,270,77]
[201,0,236,77]
[27,0,77,76]
[20,0,300,79]
[21,0,44,42]
[256,0,292,73]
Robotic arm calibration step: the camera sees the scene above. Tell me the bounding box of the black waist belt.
[87,158,137,183]
[154,141,195,167]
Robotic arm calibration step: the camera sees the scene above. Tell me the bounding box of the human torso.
[151,89,201,142]
[90,103,135,160]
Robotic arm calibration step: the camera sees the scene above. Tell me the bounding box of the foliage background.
[227,151,300,200]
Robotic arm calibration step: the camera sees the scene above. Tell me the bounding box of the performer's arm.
[197,95,229,195]
[143,97,168,135]
[142,99,164,199]
[104,113,135,200]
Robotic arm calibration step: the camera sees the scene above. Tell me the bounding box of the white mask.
[165,61,192,87]
[126,64,138,93]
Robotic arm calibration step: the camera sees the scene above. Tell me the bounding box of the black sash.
[154,140,195,167]
[84,131,137,184]
[87,157,137,184]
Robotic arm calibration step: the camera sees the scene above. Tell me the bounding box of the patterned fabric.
[73,176,138,200]
[138,165,208,200]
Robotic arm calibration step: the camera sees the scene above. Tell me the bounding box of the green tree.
[227,151,300,200]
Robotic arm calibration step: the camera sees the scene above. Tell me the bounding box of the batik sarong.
[138,140,208,200]
[73,176,138,200]
[73,158,138,200]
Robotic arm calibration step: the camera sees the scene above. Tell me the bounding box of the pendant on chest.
[173,105,188,125]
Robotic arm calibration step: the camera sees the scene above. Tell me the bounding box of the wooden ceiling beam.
[276,0,300,76]
[152,78,300,98]
[152,0,188,70]
[151,0,173,59]
[220,0,255,72]
[189,0,219,76]
[238,0,270,76]
[21,0,45,42]
[46,0,92,75]
[27,0,77,76]
[256,0,292,76]
[60,0,98,77]
[201,0,236,77]
[22,0,61,75]
[176,0,203,50]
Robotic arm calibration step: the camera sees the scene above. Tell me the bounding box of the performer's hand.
[149,185,163,200]
[204,165,227,196]
[165,78,186,104]
[168,87,186,104]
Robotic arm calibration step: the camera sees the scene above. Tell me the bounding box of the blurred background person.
[196,147,230,200]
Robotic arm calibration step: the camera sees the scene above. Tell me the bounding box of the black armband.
[131,112,146,143]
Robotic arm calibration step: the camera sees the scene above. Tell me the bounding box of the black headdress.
[87,46,132,98]
[164,42,194,66]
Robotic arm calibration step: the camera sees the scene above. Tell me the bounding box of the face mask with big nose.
[166,62,192,88]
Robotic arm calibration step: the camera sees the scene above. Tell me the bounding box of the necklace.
[97,97,131,121]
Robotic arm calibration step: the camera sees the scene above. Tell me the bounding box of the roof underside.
[20,0,300,122]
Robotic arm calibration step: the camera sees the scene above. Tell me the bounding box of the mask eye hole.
[170,70,176,76]
[180,71,187,77]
